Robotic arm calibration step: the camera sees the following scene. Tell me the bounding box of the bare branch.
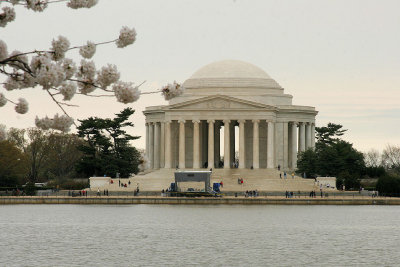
[45,89,77,127]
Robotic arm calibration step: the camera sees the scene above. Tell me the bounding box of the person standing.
[284,172,287,179]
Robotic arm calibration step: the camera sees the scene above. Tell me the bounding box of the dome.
[183,60,282,89]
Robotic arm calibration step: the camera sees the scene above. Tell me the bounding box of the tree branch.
[46,89,77,127]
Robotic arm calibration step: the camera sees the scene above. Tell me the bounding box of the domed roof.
[183,60,281,89]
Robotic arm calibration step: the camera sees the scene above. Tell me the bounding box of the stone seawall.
[1,197,399,205]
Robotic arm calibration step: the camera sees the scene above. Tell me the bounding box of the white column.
[305,122,312,149]
[238,119,245,169]
[223,120,230,169]
[267,121,274,169]
[145,123,149,163]
[193,120,200,169]
[154,122,160,169]
[207,119,215,169]
[283,122,289,169]
[148,122,154,169]
[311,123,316,149]
[160,122,165,168]
[291,122,298,170]
[164,121,172,168]
[178,119,185,169]
[252,119,260,169]
[299,122,306,152]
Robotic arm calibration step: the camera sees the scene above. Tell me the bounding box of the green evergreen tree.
[76,108,140,178]
[296,122,365,189]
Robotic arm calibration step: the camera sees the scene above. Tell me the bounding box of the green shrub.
[376,175,400,197]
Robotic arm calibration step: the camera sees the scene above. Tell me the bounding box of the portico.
[144,60,318,171]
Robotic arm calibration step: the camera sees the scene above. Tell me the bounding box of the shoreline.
[1,196,399,205]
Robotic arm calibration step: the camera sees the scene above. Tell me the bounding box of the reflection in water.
[0,205,399,266]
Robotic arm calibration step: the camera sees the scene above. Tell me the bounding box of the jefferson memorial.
[144,60,317,172]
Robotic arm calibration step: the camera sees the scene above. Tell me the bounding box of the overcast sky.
[1,0,399,152]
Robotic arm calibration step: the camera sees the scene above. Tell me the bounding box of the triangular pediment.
[168,95,277,111]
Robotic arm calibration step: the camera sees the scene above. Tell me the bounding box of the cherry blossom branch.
[1,39,119,64]
[46,89,77,126]
[76,93,114,97]
[4,96,16,105]
[140,90,162,95]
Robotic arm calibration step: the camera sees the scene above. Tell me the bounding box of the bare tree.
[381,145,400,172]
[364,149,381,167]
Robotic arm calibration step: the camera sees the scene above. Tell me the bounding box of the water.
[0,205,399,267]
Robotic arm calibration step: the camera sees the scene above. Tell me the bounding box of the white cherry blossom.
[4,76,20,91]
[78,79,96,94]
[0,93,7,107]
[30,53,52,74]
[36,61,65,89]
[77,59,96,79]
[15,98,28,114]
[8,50,29,70]
[113,81,140,104]
[96,64,120,89]
[60,81,77,101]
[0,40,8,60]
[161,81,184,100]
[35,114,74,132]
[79,41,96,59]
[51,35,70,61]
[62,58,77,79]
[116,26,136,48]
[26,0,49,12]
[0,6,16,27]
[35,115,53,130]
[52,114,74,132]
[67,0,99,9]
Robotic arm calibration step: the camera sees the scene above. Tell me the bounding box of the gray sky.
[1,0,399,152]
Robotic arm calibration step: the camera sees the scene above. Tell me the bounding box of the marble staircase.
[95,168,332,192]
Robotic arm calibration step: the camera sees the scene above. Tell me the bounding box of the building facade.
[144,60,317,171]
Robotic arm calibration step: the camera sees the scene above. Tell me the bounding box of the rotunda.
[144,60,317,171]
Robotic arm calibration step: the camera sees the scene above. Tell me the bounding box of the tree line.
[297,123,400,195]
[0,108,141,190]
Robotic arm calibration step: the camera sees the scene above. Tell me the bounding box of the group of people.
[245,190,258,197]
[237,178,244,184]
[279,172,295,179]
[285,191,296,198]
[110,179,131,188]
[95,189,109,196]
[309,190,317,198]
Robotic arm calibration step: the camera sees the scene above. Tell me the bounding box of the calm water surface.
[0,205,399,266]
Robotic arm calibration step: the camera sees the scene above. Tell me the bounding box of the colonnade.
[146,120,315,170]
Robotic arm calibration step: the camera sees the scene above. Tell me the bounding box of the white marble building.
[144,60,317,171]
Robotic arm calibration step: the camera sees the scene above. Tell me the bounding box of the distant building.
[144,60,317,170]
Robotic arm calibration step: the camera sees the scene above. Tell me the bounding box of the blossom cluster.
[161,81,185,100]
[79,41,96,59]
[67,0,98,9]
[1,0,183,134]
[116,27,137,48]
[113,81,140,104]
[35,114,74,132]
[0,93,7,107]
[0,6,15,27]
[15,98,28,114]
[0,1,99,28]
